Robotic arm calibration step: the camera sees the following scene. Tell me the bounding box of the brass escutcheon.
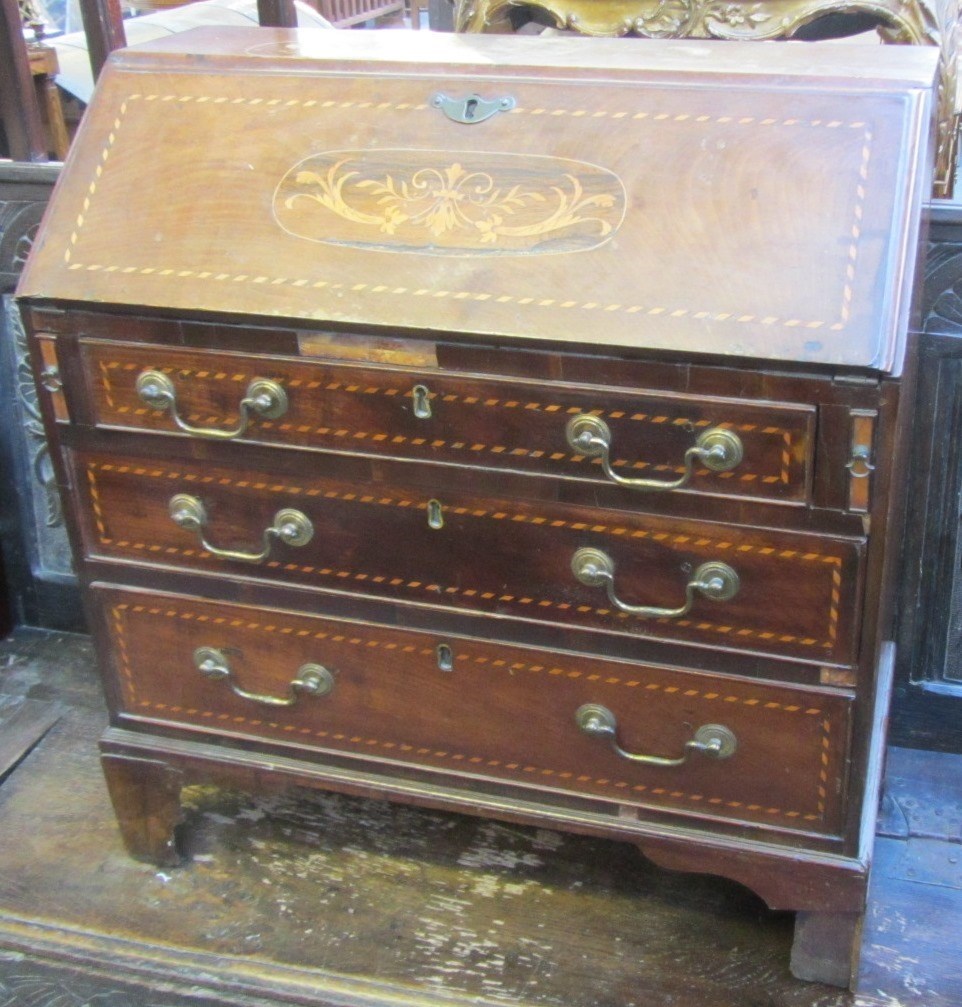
[412,384,433,419]
[431,92,516,124]
[436,643,454,672]
[39,365,62,392]
[846,444,876,479]
[427,499,444,530]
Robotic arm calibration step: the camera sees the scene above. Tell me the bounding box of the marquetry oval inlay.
[272,149,627,256]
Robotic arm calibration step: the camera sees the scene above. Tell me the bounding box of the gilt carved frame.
[456,0,960,197]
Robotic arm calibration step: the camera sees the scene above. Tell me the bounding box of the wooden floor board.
[858,747,962,1006]
[0,697,61,783]
[0,628,959,1007]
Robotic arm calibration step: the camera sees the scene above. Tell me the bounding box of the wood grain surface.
[13,28,934,991]
[93,584,852,837]
[16,29,935,373]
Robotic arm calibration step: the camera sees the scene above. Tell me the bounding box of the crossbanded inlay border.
[109,597,838,824]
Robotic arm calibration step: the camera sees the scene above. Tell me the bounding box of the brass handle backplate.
[169,493,313,563]
[575,704,737,767]
[136,370,288,440]
[566,414,743,492]
[194,646,333,707]
[571,547,739,619]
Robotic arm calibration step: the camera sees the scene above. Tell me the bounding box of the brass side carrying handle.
[846,444,875,479]
[169,493,314,564]
[566,414,743,492]
[136,370,288,441]
[194,646,333,707]
[575,704,737,767]
[571,547,739,619]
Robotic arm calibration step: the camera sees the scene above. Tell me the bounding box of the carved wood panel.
[0,162,81,630]
[891,214,962,751]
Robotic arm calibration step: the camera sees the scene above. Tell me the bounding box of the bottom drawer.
[94,585,851,837]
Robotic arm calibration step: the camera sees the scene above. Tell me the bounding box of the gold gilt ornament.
[455,0,961,199]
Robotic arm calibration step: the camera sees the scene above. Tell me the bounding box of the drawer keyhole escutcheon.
[169,493,314,563]
[136,370,288,440]
[575,704,737,766]
[412,384,433,419]
[436,643,454,672]
[566,414,743,491]
[571,547,739,619]
[194,647,334,706]
[427,499,444,530]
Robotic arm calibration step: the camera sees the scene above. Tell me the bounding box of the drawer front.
[76,451,862,665]
[80,341,814,504]
[96,586,851,837]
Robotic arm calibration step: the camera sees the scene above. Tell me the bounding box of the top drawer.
[79,341,815,506]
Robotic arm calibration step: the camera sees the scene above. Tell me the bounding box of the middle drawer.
[73,448,863,666]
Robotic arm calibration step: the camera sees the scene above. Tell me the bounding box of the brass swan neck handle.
[137,370,288,441]
[169,493,313,564]
[194,647,333,707]
[575,704,737,767]
[566,414,743,492]
[571,547,739,619]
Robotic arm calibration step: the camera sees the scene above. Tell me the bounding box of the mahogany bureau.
[17,29,937,988]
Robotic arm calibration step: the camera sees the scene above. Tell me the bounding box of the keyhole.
[427,499,444,530]
[412,384,432,419]
[436,643,453,672]
[464,98,478,120]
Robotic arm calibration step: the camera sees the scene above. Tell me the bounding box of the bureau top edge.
[114,27,940,87]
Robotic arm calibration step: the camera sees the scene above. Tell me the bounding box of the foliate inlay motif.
[273,150,626,255]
